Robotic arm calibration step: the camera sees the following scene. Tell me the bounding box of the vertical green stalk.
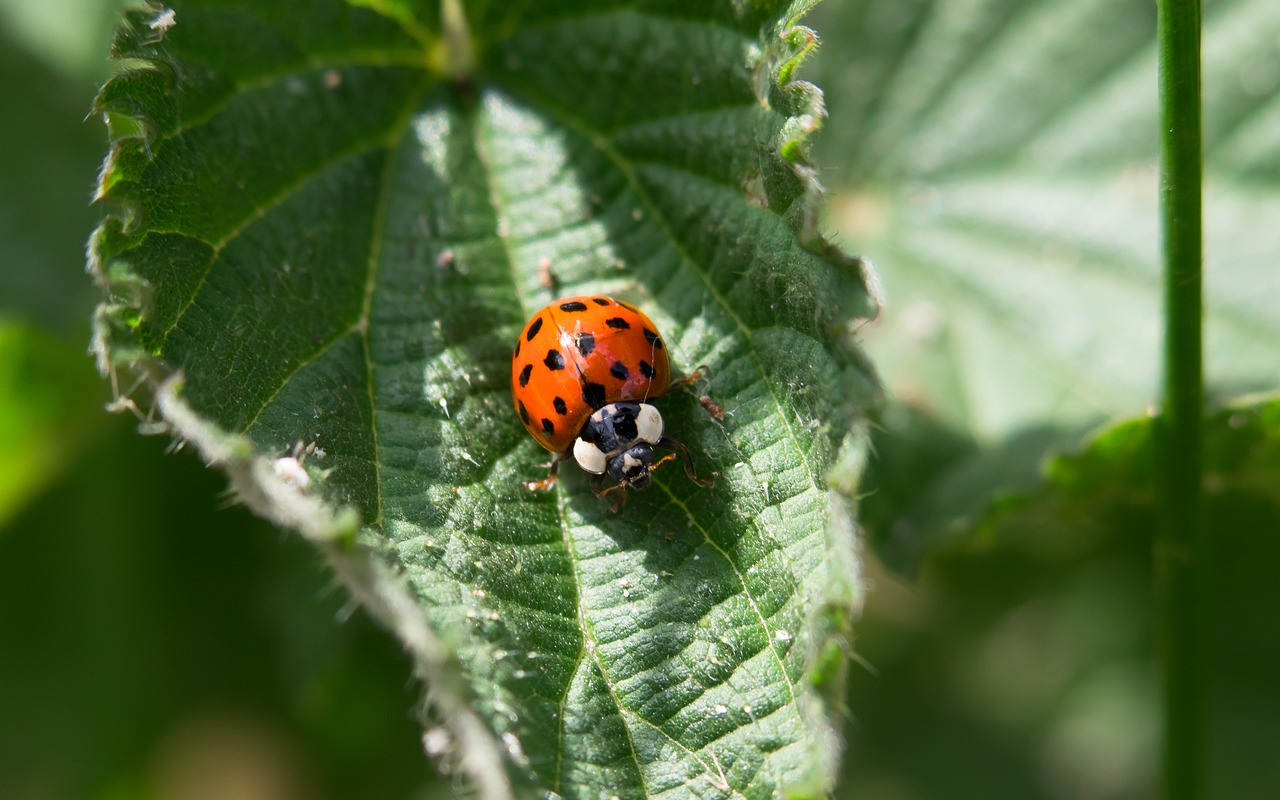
[1156,1,1205,799]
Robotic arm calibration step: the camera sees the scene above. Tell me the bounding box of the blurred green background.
[3,1,1278,799]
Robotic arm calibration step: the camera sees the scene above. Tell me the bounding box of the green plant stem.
[1156,1,1205,798]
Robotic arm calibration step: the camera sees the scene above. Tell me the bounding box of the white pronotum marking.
[636,403,663,444]
[573,438,607,474]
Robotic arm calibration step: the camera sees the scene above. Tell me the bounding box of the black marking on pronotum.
[553,397,568,415]
[544,349,565,370]
[612,406,640,441]
[643,328,663,349]
[526,316,544,341]
[592,297,610,306]
[519,400,531,425]
[576,332,596,356]
[582,382,607,409]
[605,317,630,330]
[542,418,555,435]
[559,301,588,312]
[578,415,603,445]
[639,360,655,379]
[610,361,629,380]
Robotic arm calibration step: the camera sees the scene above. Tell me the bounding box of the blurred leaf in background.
[806,0,1280,797]
[0,2,444,798]
[0,0,118,336]
[811,0,1280,564]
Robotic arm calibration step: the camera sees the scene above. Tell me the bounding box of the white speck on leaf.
[148,8,176,32]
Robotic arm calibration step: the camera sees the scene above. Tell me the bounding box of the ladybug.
[511,295,714,497]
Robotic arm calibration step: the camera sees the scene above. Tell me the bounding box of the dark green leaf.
[89,2,878,796]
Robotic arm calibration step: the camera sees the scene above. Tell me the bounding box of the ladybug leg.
[657,436,717,488]
[524,450,567,491]
[591,474,622,498]
[673,366,727,421]
[670,364,710,390]
[592,475,629,512]
[608,492,628,513]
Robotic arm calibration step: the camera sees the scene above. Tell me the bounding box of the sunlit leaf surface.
[90,2,878,796]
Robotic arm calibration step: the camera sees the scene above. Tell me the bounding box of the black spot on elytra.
[610,361,629,380]
[553,397,568,415]
[576,332,595,356]
[639,360,655,379]
[519,400,531,425]
[544,349,565,370]
[592,297,610,306]
[605,317,630,330]
[518,364,532,387]
[525,316,543,342]
[513,339,521,359]
[559,301,588,312]
[643,328,663,349]
[582,382,607,409]
[541,418,555,435]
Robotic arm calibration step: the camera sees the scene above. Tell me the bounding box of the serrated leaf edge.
[154,375,520,800]
[84,3,876,797]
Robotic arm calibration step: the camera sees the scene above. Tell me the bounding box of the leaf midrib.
[468,41,823,799]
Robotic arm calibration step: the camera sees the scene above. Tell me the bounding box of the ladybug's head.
[607,442,657,489]
[572,402,665,490]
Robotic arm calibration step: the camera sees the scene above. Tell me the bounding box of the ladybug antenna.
[651,452,678,471]
[593,479,627,499]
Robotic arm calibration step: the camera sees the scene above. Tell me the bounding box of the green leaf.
[975,393,1280,537]
[837,396,1280,799]
[89,2,878,797]
[807,0,1280,562]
